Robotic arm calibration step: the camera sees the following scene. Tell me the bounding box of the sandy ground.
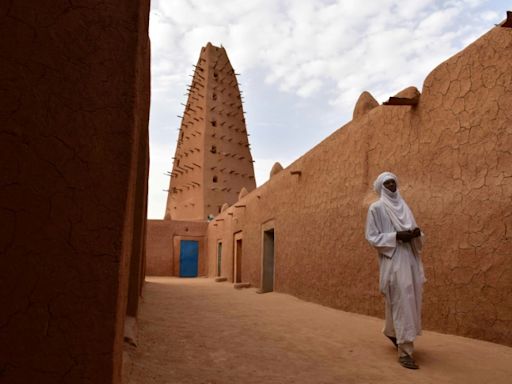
[125,277,512,384]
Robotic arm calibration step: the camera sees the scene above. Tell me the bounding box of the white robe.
[366,200,426,344]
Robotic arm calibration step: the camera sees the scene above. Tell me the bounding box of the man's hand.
[397,231,414,242]
[397,228,421,242]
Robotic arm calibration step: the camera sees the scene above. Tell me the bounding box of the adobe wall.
[207,26,512,346]
[146,220,209,277]
[165,43,255,221]
[0,1,150,383]
[201,45,256,217]
[126,28,151,320]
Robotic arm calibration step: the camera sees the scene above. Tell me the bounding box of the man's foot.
[386,335,398,349]
[399,355,419,369]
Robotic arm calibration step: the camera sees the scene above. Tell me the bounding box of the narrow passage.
[126,277,512,384]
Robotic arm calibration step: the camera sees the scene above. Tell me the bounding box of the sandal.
[399,355,419,369]
[386,335,398,349]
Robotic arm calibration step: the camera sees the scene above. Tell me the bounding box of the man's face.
[383,178,397,193]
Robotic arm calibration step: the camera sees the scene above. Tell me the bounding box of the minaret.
[164,43,256,220]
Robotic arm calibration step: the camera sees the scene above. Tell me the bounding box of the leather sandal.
[399,355,419,369]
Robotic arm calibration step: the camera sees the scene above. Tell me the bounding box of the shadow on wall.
[1,1,151,384]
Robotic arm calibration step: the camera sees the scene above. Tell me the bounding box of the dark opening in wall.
[212,93,217,100]
[213,176,218,183]
[211,121,217,127]
[210,145,217,153]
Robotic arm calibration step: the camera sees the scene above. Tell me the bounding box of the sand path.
[126,277,512,384]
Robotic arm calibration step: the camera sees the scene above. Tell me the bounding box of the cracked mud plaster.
[1,1,150,384]
[200,26,512,346]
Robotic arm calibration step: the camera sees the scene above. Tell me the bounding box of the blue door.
[179,240,199,277]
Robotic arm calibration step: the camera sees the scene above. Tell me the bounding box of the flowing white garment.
[366,174,426,345]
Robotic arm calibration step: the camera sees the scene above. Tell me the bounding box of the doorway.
[217,241,222,277]
[234,234,243,283]
[179,240,199,277]
[261,229,275,292]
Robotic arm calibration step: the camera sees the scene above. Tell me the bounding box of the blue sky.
[148,0,508,219]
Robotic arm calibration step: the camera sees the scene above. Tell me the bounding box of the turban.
[373,172,416,231]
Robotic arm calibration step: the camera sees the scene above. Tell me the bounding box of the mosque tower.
[164,43,256,220]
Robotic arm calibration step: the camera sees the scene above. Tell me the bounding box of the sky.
[147,0,508,219]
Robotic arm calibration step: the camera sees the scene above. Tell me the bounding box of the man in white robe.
[365,172,425,369]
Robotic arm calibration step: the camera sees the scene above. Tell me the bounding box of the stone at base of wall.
[234,282,251,289]
[215,276,228,282]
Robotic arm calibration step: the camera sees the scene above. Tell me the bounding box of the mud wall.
[207,26,512,346]
[165,43,255,221]
[146,220,209,277]
[0,1,150,383]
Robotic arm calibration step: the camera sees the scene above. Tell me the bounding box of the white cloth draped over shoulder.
[365,172,426,345]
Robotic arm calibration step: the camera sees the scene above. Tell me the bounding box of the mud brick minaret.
[164,43,256,220]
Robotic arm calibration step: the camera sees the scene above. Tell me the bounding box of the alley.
[125,277,512,384]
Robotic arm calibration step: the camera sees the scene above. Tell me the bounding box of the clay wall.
[0,1,150,383]
[207,26,512,346]
[165,43,255,221]
[146,220,209,277]
[126,37,151,319]
[165,57,206,220]
[202,44,256,217]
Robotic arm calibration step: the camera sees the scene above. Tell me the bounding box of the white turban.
[373,172,417,231]
[373,171,397,194]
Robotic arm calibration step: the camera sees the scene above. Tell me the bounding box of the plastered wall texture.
[146,220,208,277]
[207,26,512,346]
[0,1,150,383]
[165,43,256,221]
